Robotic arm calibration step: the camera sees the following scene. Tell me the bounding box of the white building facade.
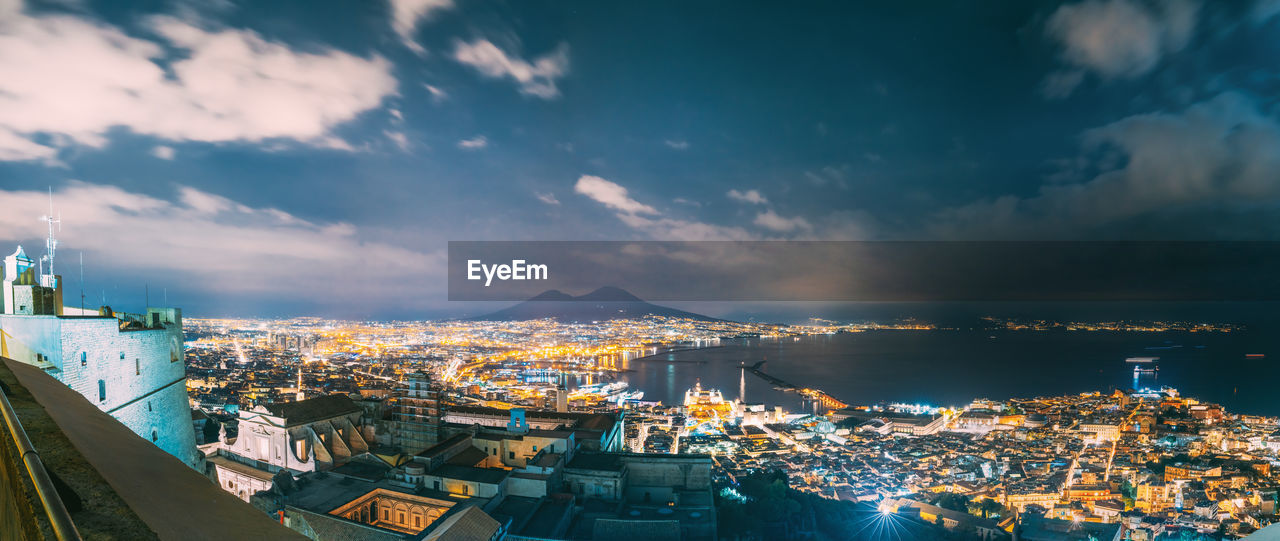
[0,245,199,466]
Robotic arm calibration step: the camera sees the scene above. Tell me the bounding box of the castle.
[0,244,199,466]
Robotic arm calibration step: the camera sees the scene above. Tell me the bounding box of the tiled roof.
[262,394,361,426]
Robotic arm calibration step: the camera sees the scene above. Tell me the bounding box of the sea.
[614,326,1280,417]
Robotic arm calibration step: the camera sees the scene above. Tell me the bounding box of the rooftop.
[261,394,362,426]
[428,463,511,485]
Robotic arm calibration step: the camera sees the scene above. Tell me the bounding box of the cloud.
[1042,0,1199,96]
[933,92,1280,238]
[726,189,768,205]
[424,84,448,103]
[0,127,58,163]
[1040,69,1087,99]
[151,145,175,160]
[804,165,851,189]
[0,182,439,306]
[388,0,453,55]
[535,192,560,205]
[574,175,658,215]
[753,209,812,233]
[574,175,754,240]
[0,5,396,162]
[1256,0,1280,22]
[575,175,863,240]
[452,39,569,99]
[384,130,410,151]
[664,139,689,150]
[457,135,487,150]
[615,213,755,241]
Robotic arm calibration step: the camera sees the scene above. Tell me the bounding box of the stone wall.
[0,314,198,466]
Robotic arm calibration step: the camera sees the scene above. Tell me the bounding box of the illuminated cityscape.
[165,313,1278,540]
[4,0,1280,540]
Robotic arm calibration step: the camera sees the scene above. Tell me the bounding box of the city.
[4,0,1280,540]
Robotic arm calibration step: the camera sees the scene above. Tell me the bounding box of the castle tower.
[1,242,198,467]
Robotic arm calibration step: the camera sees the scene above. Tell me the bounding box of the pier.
[742,362,848,409]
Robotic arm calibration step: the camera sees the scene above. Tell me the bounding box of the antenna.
[39,186,60,280]
[79,252,85,313]
[38,186,61,284]
[145,284,150,308]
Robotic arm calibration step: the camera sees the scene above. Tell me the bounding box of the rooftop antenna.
[38,187,61,285]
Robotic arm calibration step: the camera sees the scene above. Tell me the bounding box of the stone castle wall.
[0,314,199,466]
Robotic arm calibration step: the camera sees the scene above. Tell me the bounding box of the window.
[398,512,405,524]
[151,430,158,442]
[532,445,538,452]
[508,451,514,460]
[135,359,140,375]
[491,448,496,456]
[382,510,389,520]
[119,352,125,360]
[433,480,440,490]
[97,380,106,402]
[147,401,152,412]
[462,485,469,495]
[80,352,87,367]
[415,517,421,528]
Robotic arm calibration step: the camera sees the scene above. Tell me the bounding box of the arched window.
[151,430,158,442]
[80,352,87,367]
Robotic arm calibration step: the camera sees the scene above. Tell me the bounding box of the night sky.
[2,0,1279,318]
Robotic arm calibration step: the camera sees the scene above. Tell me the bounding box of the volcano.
[471,286,721,322]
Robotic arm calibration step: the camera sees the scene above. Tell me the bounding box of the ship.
[684,379,726,407]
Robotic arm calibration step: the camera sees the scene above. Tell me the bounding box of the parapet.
[0,356,306,540]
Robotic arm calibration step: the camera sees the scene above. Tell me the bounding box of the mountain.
[471,287,721,322]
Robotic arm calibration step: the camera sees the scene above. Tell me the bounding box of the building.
[444,404,623,452]
[388,372,444,455]
[1017,515,1123,541]
[204,393,374,501]
[881,498,1007,540]
[0,243,199,466]
[1005,488,1061,513]
[257,467,485,540]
